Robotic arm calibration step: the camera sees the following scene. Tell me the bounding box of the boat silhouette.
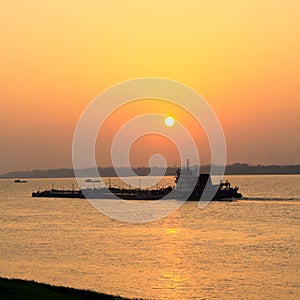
[85,179,101,183]
[15,179,27,183]
[32,165,242,201]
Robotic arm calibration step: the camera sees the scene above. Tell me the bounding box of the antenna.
[187,159,190,170]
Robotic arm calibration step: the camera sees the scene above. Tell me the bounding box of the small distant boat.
[15,179,27,183]
[85,179,101,183]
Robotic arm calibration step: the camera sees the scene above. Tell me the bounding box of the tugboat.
[174,163,242,200]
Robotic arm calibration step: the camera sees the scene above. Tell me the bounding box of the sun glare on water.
[164,116,175,127]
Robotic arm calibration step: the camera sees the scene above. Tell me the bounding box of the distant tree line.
[224,163,300,175]
[1,163,299,178]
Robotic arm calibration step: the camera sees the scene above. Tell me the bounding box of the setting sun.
[164,116,175,127]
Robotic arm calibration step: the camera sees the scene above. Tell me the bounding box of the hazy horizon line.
[1,163,300,178]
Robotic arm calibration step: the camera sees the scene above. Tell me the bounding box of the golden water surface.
[0,176,299,299]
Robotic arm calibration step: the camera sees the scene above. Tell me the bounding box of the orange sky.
[0,1,299,173]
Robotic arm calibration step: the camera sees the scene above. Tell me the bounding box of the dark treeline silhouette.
[1,163,299,178]
[224,163,300,175]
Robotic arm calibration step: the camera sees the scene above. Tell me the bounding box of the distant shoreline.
[1,164,299,178]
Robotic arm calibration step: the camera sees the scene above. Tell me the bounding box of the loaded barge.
[32,166,242,201]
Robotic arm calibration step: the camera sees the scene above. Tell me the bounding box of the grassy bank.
[0,277,137,300]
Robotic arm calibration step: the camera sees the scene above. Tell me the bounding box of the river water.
[0,175,299,299]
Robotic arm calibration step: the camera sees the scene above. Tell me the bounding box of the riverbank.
[0,277,137,300]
